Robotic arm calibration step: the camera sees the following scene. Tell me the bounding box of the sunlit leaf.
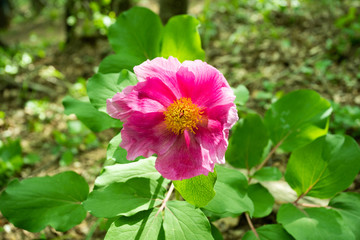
[173,171,217,208]
[163,201,213,240]
[264,90,332,152]
[285,134,360,199]
[161,15,205,62]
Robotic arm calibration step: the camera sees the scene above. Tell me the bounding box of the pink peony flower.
[107,57,238,180]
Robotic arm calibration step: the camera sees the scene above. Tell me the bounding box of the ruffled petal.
[176,61,235,109]
[155,131,215,180]
[120,111,177,160]
[107,89,164,122]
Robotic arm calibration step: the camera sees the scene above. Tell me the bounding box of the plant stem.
[245,212,259,239]
[257,136,287,171]
[155,183,175,217]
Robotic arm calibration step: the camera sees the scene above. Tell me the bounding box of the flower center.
[164,97,203,135]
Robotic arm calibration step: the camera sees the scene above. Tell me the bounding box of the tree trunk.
[159,0,188,24]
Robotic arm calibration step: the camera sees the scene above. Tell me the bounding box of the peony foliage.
[0,6,360,240]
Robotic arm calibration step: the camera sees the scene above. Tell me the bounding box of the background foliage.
[1,0,360,239]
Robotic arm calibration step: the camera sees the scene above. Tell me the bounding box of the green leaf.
[0,171,89,232]
[264,89,332,152]
[87,70,138,112]
[63,96,122,132]
[59,149,74,166]
[0,138,21,161]
[233,85,250,105]
[329,192,360,239]
[173,171,217,208]
[106,132,129,165]
[98,54,143,74]
[105,208,162,240]
[252,167,282,181]
[243,224,294,240]
[204,166,254,217]
[163,201,213,240]
[285,134,360,199]
[248,183,274,218]
[95,157,164,188]
[226,114,269,169]
[23,153,41,165]
[161,15,205,62]
[277,203,355,240]
[108,7,162,60]
[83,178,165,218]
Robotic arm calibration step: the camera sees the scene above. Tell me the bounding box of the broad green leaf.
[98,54,143,74]
[233,85,250,105]
[105,208,162,240]
[108,7,162,60]
[252,167,282,181]
[264,89,332,152]
[173,171,217,208]
[285,134,360,199]
[277,203,355,240]
[0,171,88,232]
[161,15,205,62]
[329,192,360,238]
[95,157,164,187]
[248,183,274,218]
[164,201,213,240]
[204,166,254,217]
[226,114,269,169]
[63,96,122,132]
[83,178,165,218]
[87,70,138,112]
[243,224,294,240]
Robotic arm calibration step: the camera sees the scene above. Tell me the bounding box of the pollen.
[164,97,204,135]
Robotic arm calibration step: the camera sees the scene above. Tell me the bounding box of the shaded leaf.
[105,208,162,240]
[63,96,122,132]
[243,224,294,240]
[83,178,165,218]
[0,171,88,232]
[277,203,355,240]
[87,70,138,112]
[226,114,269,169]
[108,7,162,60]
[252,167,282,182]
[95,157,164,188]
[204,166,254,217]
[329,192,360,239]
[248,183,274,218]
[98,54,143,74]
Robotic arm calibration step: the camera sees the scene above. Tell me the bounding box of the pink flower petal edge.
[107,57,238,180]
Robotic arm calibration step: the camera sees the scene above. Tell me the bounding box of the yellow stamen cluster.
[164,98,203,135]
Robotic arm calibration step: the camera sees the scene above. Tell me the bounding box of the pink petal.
[120,111,177,160]
[176,61,235,109]
[155,132,215,180]
[107,89,164,122]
